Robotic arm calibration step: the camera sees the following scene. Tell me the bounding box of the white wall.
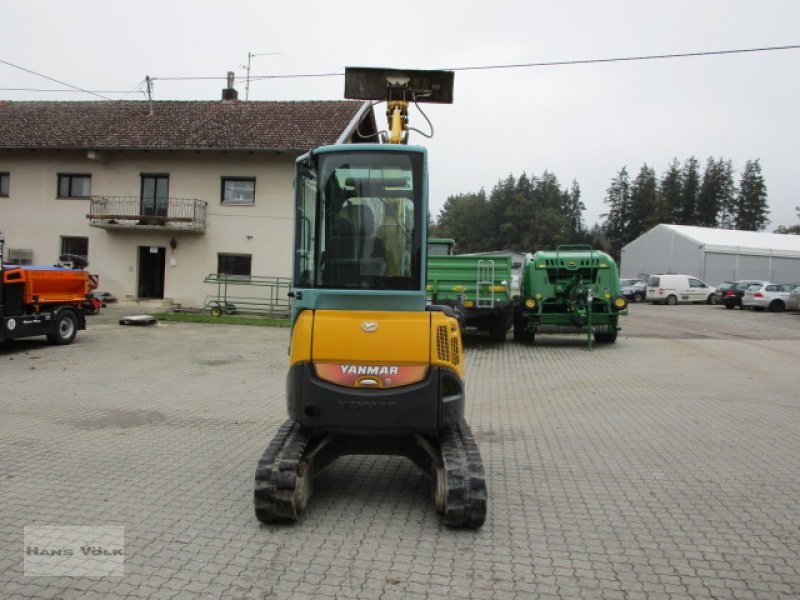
[620,225,701,279]
[0,149,297,307]
[621,225,800,285]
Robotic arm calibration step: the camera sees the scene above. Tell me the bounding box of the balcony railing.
[87,196,207,232]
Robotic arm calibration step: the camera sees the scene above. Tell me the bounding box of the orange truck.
[1,265,88,344]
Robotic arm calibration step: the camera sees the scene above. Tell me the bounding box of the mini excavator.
[254,67,486,528]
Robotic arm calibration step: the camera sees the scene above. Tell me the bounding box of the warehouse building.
[620,224,800,285]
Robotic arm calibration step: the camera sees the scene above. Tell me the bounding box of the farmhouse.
[0,89,377,309]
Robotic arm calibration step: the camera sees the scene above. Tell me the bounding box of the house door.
[141,175,169,217]
[138,246,166,299]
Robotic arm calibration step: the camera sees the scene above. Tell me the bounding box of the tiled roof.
[0,100,367,152]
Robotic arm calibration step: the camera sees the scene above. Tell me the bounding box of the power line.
[150,43,800,84]
[0,58,112,100]
[444,43,800,72]
[4,44,799,99]
[0,87,146,94]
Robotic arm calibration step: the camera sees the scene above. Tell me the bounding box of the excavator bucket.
[344,67,454,103]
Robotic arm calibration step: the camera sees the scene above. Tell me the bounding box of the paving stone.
[1,307,798,599]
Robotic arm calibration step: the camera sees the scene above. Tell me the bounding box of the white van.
[646,274,716,305]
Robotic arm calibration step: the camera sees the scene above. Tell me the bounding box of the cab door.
[688,278,708,302]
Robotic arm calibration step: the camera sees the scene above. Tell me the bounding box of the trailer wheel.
[210,305,223,317]
[47,311,78,345]
[488,314,506,343]
[513,307,534,344]
[594,331,618,344]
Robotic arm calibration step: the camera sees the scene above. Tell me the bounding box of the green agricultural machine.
[514,245,627,349]
[427,237,456,256]
[426,240,516,343]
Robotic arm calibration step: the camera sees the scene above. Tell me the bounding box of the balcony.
[87,196,207,233]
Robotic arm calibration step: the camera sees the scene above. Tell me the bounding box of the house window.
[61,236,89,260]
[221,177,256,205]
[217,253,252,277]
[58,174,91,198]
[7,248,33,265]
[0,173,9,197]
[141,174,169,216]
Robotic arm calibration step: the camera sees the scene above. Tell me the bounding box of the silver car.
[741,282,798,312]
[788,285,800,311]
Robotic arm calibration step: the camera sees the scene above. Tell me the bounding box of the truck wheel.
[665,295,677,306]
[47,311,78,345]
[489,314,506,343]
[513,308,534,344]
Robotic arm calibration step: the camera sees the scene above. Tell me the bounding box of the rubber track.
[441,419,487,528]
[254,419,312,523]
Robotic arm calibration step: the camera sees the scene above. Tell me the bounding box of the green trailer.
[426,247,516,342]
[514,245,627,348]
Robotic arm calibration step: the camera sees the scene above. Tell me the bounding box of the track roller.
[254,418,487,528]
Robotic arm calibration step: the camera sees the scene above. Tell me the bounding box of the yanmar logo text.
[315,363,427,388]
[339,365,399,376]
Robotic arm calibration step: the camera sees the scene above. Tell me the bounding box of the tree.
[773,206,800,234]
[562,180,587,243]
[435,190,490,252]
[629,164,657,236]
[734,159,769,231]
[657,158,682,225]
[697,157,734,228]
[679,156,700,225]
[601,167,632,258]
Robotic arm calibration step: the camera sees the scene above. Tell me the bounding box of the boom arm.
[344,67,454,145]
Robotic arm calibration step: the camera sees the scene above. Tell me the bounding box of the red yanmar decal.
[315,363,428,388]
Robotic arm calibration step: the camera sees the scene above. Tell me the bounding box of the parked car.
[646,274,716,305]
[712,280,769,309]
[788,285,800,311]
[620,278,647,302]
[741,282,799,312]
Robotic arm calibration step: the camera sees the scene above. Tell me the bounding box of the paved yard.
[0,304,799,599]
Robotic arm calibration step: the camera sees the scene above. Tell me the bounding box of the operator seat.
[327,204,386,286]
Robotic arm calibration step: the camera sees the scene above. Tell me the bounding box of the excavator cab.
[254,68,486,528]
[293,146,423,298]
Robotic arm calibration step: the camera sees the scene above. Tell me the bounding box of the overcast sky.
[4,0,799,230]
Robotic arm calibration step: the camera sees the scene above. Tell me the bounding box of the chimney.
[222,71,238,101]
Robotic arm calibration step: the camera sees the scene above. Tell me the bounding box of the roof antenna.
[243,51,283,101]
[145,75,154,116]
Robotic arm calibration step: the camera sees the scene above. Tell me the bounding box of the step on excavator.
[254,67,486,528]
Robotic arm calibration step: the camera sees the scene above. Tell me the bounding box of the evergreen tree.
[524,171,566,248]
[696,157,735,228]
[774,206,800,234]
[714,159,737,229]
[734,159,769,231]
[629,164,657,236]
[486,174,517,250]
[679,156,700,225]
[562,180,587,242]
[601,167,632,258]
[657,158,683,225]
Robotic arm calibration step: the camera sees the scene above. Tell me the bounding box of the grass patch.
[151,312,289,328]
